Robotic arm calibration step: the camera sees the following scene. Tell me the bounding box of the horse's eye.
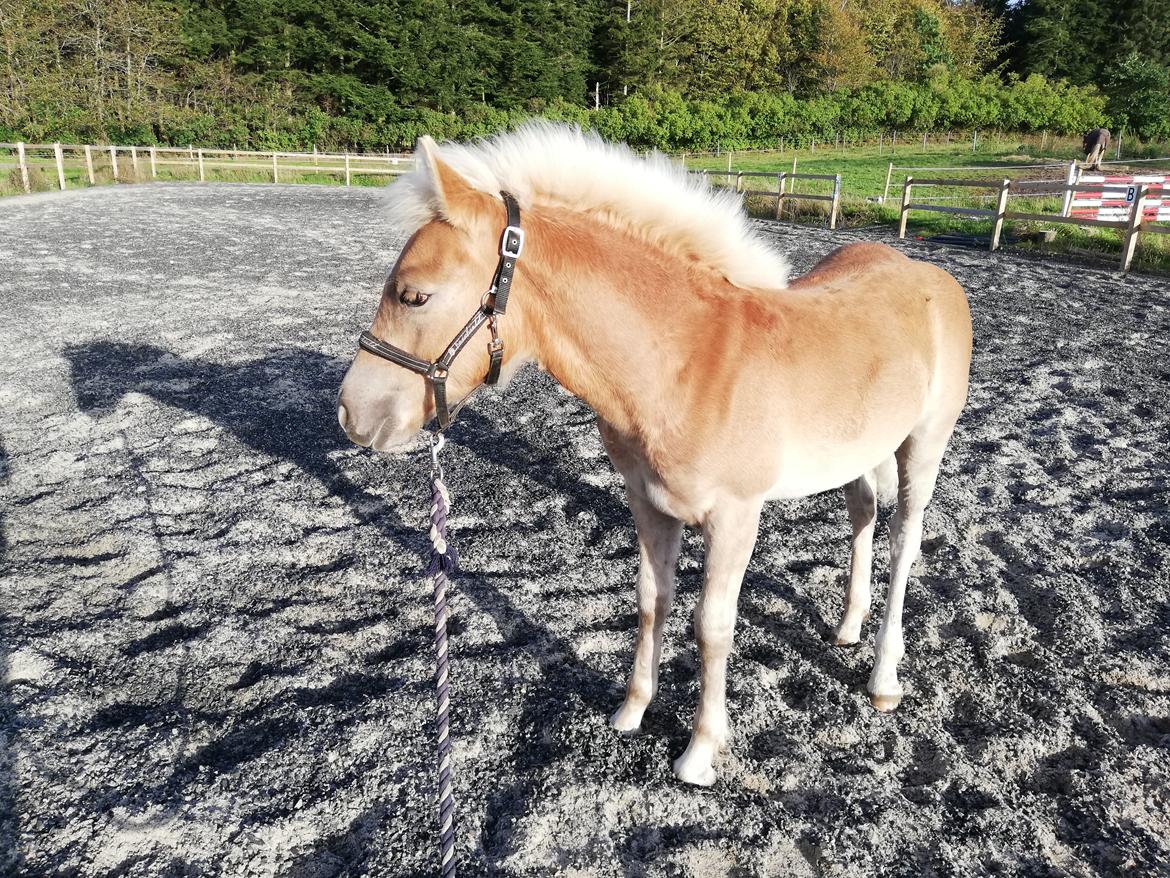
[399,289,431,308]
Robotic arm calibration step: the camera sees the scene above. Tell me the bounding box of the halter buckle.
[501,225,525,259]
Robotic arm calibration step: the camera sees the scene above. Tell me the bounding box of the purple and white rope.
[426,435,458,878]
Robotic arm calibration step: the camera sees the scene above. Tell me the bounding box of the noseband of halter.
[357,191,524,430]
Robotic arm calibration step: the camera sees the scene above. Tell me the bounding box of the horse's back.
[790,241,909,284]
[776,240,972,449]
[788,242,970,351]
[791,241,963,301]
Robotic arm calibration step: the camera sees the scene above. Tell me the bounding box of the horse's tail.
[872,455,899,506]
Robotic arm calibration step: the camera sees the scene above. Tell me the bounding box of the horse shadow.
[62,340,649,870]
[0,436,23,875]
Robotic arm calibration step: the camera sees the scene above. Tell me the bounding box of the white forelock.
[385,122,790,290]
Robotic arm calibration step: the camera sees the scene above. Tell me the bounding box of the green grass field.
[686,137,1077,194]
[687,136,1170,273]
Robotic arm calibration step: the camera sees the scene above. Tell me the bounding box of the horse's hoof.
[609,704,644,733]
[672,754,717,787]
[870,692,903,712]
[832,612,869,645]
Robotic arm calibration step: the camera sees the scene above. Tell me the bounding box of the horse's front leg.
[673,498,762,786]
[610,488,683,732]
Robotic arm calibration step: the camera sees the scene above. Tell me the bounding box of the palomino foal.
[338,126,972,786]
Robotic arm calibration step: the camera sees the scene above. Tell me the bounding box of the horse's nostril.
[338,404,349,430]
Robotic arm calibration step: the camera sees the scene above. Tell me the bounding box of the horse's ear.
[416,136,486,226]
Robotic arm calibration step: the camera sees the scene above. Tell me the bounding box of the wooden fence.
[691,169,842,229]
[2,141,842,230]
[0,141,414,192]
[897,176,1169,271]
[5,139,1165,270]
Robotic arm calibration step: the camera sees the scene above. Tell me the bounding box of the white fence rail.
[0,141,415,192]
[690,169,842,229]
[897,176,1169,271]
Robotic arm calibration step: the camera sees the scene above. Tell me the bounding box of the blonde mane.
[386,123,790,290]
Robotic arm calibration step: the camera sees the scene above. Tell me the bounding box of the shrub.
[1104,54,1170,141]
[11,73,1130,152]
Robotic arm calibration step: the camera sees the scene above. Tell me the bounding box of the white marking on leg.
[673,501,760,786]
[835,474,877,645]
[611,491,682,732]
[869,506,921,710]
[868,437,945,711]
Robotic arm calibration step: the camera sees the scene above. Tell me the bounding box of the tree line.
[0,1,1166,151]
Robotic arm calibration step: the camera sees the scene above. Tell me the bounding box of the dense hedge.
[4,72,1109,152]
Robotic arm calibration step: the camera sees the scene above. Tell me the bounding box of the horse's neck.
[513,210,719,438]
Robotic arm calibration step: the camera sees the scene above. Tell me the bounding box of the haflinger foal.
[338,125,972,786]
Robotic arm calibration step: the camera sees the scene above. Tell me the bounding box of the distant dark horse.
[1083,128,1110,171]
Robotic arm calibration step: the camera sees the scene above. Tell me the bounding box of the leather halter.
[357,191,524,430]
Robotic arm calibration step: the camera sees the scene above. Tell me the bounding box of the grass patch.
[686,140,1081,199]
[693,139,1170,273]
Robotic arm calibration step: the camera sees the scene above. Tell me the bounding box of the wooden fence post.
[149,146,157,178]
[972,130,979,152]
[1120,184,1147,272]
[84,144,95,184]
[344,151,351,186]
[882,162,894,202]
[16,141,30,192]
[990,178,1011,251]
[197,148,205,182]
[1060,161,1078,217]
[109,146,119,181]
[775,173,785,220]
[130,146,139,179]
[53,142,66,190]
[829,174,841,230]
[898,177,913,238]
[272,152,278,183]
[735,171,743,193]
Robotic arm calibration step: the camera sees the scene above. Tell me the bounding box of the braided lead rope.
[426,434,458,878]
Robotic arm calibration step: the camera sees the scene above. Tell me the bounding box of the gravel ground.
[1,183,1168,878]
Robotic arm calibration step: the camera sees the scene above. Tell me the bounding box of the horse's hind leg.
[869,424,953,711]
[835,473,877,645]
[610,489,683,732]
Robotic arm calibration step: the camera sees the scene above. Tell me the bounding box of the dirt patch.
[1,184,1168,877]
